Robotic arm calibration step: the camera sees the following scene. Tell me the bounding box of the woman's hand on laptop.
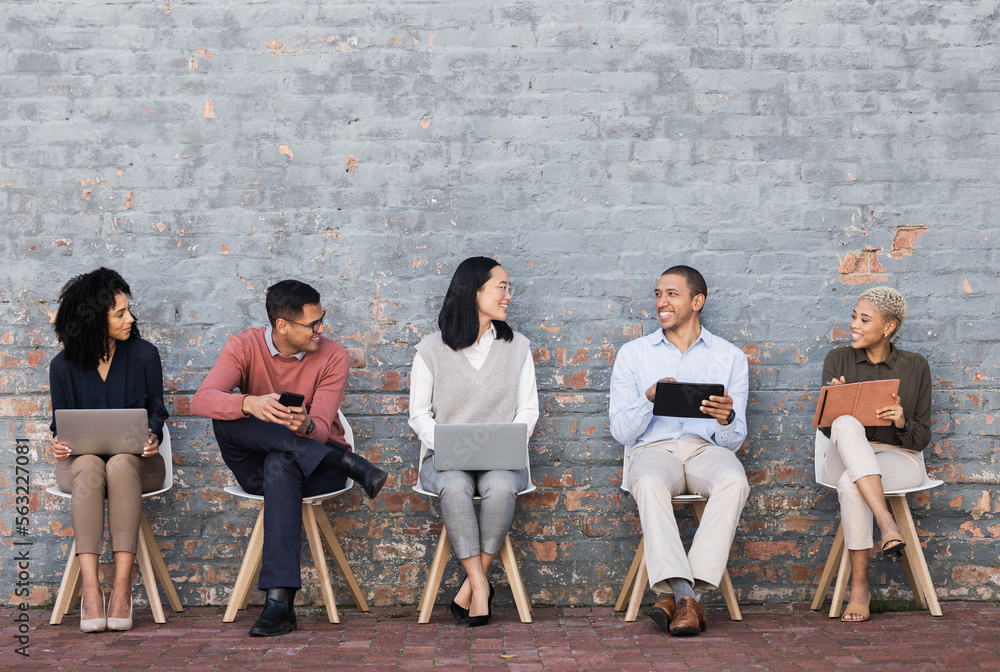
[50,436,72,461]
[142,429,160,457]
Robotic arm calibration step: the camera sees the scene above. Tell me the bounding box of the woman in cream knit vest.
[409,256,539,627]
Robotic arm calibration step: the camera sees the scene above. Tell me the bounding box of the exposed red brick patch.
[972,490,990,512]
[887,224,929,260]
[565,491,598,511]
[623,323,643,339]
[959,521,984,537]
[741,345,760,365]
[952,565,1000,585]
[532,540,557,561]
[380,370,401,391]
[538,320,561,333]
[167,394,191,415]
[346,347,366,368]
[564,370,588,389]
[521,491,559,508]
[744,540,800,561]
[0,397,43,414]
[838,246,888,285]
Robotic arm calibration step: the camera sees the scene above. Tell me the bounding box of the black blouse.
[49,337,168,441]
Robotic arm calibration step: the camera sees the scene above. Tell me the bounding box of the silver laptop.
[55,409,148,455]
[433,423,529,471]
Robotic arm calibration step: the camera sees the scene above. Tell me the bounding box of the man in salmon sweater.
[192,279,387,637]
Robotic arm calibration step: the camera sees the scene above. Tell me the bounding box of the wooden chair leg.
[136,528,166,624]
[314,504,369,612]
[625,542,648,622]
[302,503,339,624]
[242,554,263,610]
[70,569,83,615]
[50,541,80,625]
[139,512,183,613]
[889,496,942,616]
[899,542,925,608]
[498,535,532,623]
[719,569,742,621]
[812,523,845,611]
[828,542,851,619]
[224,507,265,623]
[417,528,452,624]
[615,539,644,613]
[883,496,926,607]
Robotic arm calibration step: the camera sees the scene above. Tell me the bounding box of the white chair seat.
[222,411,369,624]
[47,425,183,625]
[224,483,353,505]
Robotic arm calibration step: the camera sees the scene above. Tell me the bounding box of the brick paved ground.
[3,602,998,671]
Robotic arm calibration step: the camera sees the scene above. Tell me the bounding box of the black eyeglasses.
[287,310,326,333]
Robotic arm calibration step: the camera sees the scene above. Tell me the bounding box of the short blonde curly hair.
[859,287,908,338]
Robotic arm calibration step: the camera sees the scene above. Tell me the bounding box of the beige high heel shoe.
[107,589,133,631]
[80,591,107,633]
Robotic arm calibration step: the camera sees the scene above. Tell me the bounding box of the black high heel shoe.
[467,582,495,628]
[449,577,470,621]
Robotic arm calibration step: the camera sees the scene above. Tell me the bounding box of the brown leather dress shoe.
[648,594,675,631]
[668,596,706,637]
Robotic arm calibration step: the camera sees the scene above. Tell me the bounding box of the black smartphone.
[277,392,305,408]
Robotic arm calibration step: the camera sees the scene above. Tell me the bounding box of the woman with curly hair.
[819,287,931,623]
[408,256,538,627]
[49,268,167,632]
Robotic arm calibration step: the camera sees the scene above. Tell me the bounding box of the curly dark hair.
[54,268,139,368]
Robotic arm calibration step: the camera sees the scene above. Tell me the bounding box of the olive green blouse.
[821,345,931,452]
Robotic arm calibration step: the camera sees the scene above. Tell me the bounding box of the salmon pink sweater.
[191,327,349,446]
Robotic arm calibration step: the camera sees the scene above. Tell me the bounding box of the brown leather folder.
[812,379,900,428]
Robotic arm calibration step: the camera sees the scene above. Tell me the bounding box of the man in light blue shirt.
[610,266,749,637]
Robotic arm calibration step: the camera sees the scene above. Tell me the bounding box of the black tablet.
[652,381,725,418]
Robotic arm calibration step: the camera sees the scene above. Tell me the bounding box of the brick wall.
[2,0,998,609]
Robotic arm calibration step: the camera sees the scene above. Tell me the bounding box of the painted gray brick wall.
[2,0,998,609]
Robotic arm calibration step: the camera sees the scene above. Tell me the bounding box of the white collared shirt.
[408,324,539,452]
